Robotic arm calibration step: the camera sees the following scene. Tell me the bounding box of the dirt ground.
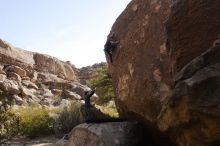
[0,135,59,146]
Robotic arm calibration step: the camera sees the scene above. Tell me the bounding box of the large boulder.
[158,46,220,146]
[108,0,220,145]
[109,0,172,123]
[57,122,144,146]
[33,53,76,81]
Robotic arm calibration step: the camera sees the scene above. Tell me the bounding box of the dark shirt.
[104,39,112,53]
[104,39,118,53]
[84,90,95,108]
[63,133,69,140]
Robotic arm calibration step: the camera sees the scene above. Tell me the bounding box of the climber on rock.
[84,89,96,109]
[104,33,119,63]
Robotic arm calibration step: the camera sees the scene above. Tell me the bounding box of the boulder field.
[0,38,91,107]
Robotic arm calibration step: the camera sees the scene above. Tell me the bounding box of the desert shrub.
[14,104,53,137]
[53,101,112,137]
[0,90,14,110]
[53,101,85,136]
[1,89,54,138]
[51,96,62,106]
[0,110,19,139]
[0,90,19,139]
[89,65,115,104]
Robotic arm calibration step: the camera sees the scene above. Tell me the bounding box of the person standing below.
[83,89,96,122]
[104,33,119,63]
[84,89,96,109]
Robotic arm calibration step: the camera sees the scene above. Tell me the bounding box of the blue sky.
[0,0,131,68]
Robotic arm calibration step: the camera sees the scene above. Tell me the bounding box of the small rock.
[51,88,63,96]
[22,80,38,90]
[21,86,37,99]
[12,95,24,105]
[63,90,82,100]
[7,72,22,84]
[0,68,6,75]
[22,76,31,80]
[3,65,27,77]
[0,79,20,95]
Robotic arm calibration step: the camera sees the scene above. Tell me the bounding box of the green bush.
[96,101,119,118]
[14,104,53,137]
[89,65,115,104]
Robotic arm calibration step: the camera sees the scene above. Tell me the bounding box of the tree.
[89,65,115,104]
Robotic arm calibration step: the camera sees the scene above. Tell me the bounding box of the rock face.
[108,0,220,146]
[166,0,220,76]
[158,46,220,146]
[109,0,172,123]
[56,122,144,146]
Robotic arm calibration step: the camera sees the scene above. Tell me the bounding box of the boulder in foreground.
[56,122,145,146]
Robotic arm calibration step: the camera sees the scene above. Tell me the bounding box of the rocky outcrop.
[107,0,220,146]
[0,39,93,107]
[0,39,35,66]
[0,39,77,81]
[158,46,220,146]
[56,122,144,146]
[33,53,76,81]
[77,62,107,85]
